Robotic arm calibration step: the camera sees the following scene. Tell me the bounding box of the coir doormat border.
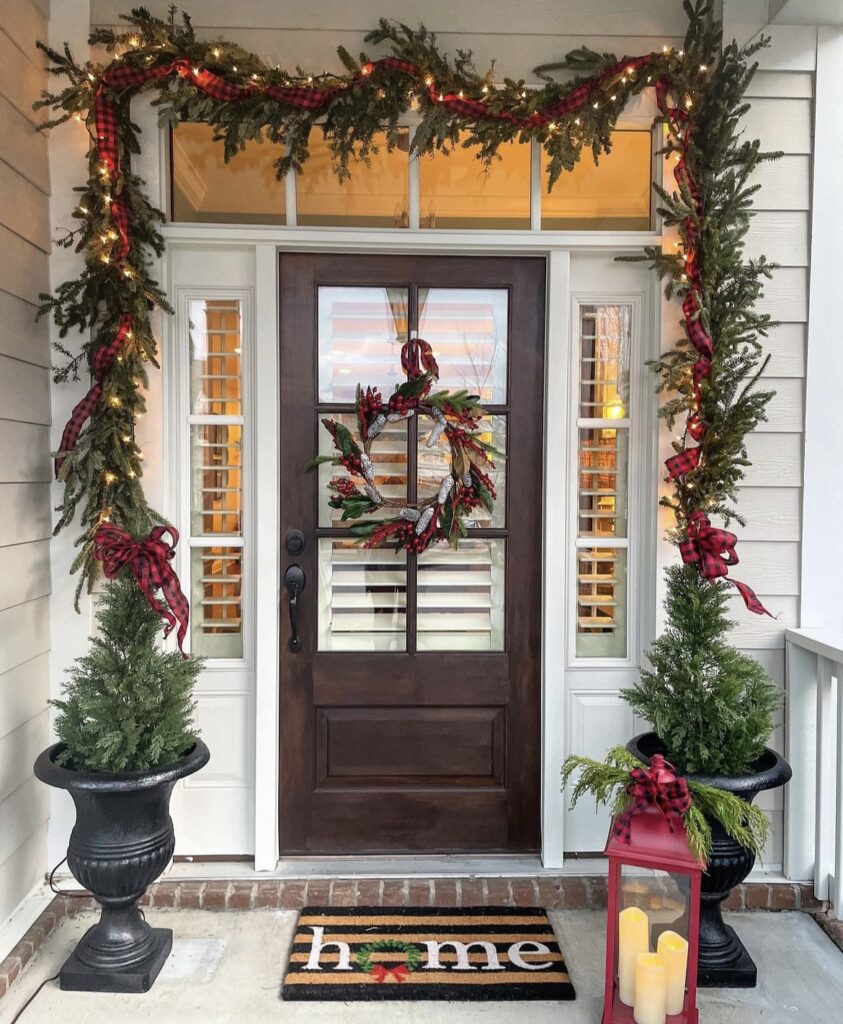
[281,905,576,1001]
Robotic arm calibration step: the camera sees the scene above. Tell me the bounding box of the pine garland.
[34,0,775,614]
[561,747,770,864]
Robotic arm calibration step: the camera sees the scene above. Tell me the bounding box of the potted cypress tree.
[623,565,790,987]
[564,565,790,989]
[34,573,209,993]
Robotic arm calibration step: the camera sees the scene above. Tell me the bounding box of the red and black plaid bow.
[401,337,439,380]
[680,511,772,617]
[93,523,190,655]
[611,754,692,844]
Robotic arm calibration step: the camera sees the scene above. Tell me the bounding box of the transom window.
[170,124,652,231]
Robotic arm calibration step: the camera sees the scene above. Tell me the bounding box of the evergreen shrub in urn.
[34,573,209,992]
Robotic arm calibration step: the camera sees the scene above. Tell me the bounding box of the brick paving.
[0,878,834,1003]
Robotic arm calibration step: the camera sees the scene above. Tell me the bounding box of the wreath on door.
[313,338,502,554]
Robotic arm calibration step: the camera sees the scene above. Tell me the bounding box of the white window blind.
[187,298,245,659]
[575,303,631,659]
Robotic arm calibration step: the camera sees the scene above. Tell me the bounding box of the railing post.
[835,659,843,918]
[815,656,835,901]
[784,638,819,881]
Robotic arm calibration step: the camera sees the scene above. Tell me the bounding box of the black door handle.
[284,564,306,653]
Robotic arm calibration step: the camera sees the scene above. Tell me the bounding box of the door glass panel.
[190,423,242,535]
[190,546,243,658]
[419,138,530,229]
[297,128,410,227]
[417,539,505,651]
[576,547,627,658]
[318,287,409,402]
[318,413,408,526]
[318,540,406,651]
[171,123,285,224]
[417,288,508,403]
[417,414,507,528]
[541,130,651,230]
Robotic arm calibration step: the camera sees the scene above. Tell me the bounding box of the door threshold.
[164,853,559,881]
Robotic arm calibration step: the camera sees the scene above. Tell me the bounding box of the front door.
[278,253,545,853]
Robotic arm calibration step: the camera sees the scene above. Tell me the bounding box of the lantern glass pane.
[615,867,691,1018]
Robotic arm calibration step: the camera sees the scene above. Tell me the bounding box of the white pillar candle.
[618,906,650,1005]
[657,930,689,1015]
[633,952,668,1024]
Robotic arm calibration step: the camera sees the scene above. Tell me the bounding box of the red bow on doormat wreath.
[93,523,190,655]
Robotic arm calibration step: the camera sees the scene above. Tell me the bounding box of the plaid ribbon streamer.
[680,511,773,617]
[611,754,692,845]
[54,313,134,477]
[93,523,190,654]
[400,337,439,380]
[655,78,717,481]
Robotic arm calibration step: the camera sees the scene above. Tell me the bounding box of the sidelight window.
[186,296,247,659]
[575,302,632,659]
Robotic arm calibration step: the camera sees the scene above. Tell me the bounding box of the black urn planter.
[34,740,210,993]
[627,732,791,990]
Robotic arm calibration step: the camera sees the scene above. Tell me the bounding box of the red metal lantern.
[602,755,702,1024]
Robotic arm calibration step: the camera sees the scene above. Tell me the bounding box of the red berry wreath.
[314,338,502,553]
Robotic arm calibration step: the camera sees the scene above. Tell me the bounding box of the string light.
[103,192,112,203]
[108,396,121,407]
[212,47,222,58]
[103,471,117,484]
[232,64,238,72]
[699,64,708,72]
[361,63,373,77]
[87,71,95,81]
[122,435,132,443]
[73,112,83,122]
[192,66,201,75]
[79,205,89,214]
[592,101,599,108]
[128,36,139,47]
[127,469,136,478]
[99,508,112,523]
[481,84,489,94]
[425,75,434,87]
[100,254,110,264]
[685,97,693,108]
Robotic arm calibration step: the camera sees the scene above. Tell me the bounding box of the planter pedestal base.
[698,923,756,988]
[60,925,172,993]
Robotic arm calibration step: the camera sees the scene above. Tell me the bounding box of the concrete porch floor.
[1,908,842,1024]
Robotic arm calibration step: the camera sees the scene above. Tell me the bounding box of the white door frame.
[157,224,658,871]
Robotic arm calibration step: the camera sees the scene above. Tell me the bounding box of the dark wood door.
[278,253,545,853]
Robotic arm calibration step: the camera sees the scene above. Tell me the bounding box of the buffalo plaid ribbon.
[680,510,772,617]
[400,337,439,380]
[54,313,135,478]
[93,523,190,654]
[611,754,692,845]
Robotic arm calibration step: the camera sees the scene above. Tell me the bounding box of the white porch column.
[46,0,93,869]
[800,28,843,633]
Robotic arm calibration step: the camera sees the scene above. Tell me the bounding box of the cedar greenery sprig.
[561,747,770,864]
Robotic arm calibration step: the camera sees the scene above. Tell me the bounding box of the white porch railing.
[785,628,843,918]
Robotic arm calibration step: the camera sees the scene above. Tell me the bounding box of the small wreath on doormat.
[355,938,422,982]
[314,338,502,553]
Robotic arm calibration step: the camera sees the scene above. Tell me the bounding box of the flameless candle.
[633,952,667,1024]
[657,930,689,1015]
[618,906,650,1005]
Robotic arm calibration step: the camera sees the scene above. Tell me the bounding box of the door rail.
[785,627,843,918]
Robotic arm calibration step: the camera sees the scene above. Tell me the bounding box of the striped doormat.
[282,905,576,1001]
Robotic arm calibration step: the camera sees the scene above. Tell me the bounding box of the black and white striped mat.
[282,905,576,1001]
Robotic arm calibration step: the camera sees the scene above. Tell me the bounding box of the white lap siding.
[0,0,52,927]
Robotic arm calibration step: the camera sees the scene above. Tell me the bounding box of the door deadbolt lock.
[285,528,305,556]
